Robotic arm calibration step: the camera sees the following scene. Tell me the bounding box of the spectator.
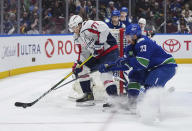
[150,2,163,29]
[105,1,117,19]
[42,8,54,34]
[27,15,39,35]
[136,0,151,19]
[165,19,178,33]
[87,0,94,20]
[181,4,192,17]
[169,0,182,14]
[88,7,97,20]
[178,24,190,33]
[178,18,191,33]
[76,0,88,20]
[20,11,31,34]
[184,10,192,24]
[120,7,131,27]
[27,12,39,34]
[29,0,38,13]
[7,12,17,34]
[3,13,13,34]
[69,0,76,14]
[98,4,107,21]
[51,0,65,19]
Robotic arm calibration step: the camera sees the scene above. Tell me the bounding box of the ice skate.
[76,92,95,106]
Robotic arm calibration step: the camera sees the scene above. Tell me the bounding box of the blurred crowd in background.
[0,0,192,35]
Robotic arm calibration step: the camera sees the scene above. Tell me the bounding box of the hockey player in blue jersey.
[105,10,125,29]
[99,24,177,106]
[120,7,131,27]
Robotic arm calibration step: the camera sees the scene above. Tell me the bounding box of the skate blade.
[76,101,95,107]
[68,96,78,101]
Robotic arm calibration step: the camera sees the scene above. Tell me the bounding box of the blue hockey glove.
[115,57,130,70]
[115,57,127,67]
[72,61,83,76]
[99,63,114,73]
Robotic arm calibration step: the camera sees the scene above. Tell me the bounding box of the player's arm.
[73,36,91,76]
[97,21,110,43]
[86,21,110,56]
[99,57,130,73]
[99,45,133,73]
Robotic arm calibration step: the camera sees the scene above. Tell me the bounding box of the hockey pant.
[126,65,176,97]
[78,49,119,96]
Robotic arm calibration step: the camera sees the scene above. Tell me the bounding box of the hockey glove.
[115,57,127,67]
[99,63,114,73]
[115,57,130,70]
[72,61,83,76]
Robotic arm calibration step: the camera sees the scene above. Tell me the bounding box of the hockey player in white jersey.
[68,15,119,106]
[138,18,155,38]
[138,18,147,36]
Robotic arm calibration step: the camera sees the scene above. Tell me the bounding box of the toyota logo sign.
[45,39,55,58]
[163,39,181,53]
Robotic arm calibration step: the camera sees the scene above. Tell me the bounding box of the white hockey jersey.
[74,20,117,62]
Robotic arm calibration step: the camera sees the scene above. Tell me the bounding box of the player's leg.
[126,70,148,109]
[138,66,176,120]
[75,65,95,106]
[127,70,147,97]
[100,72,118,107]
[98,49,119,107]
[144,66,176,90]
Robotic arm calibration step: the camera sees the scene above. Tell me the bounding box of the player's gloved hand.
[99,63,114,73]
[72,61,83,76]
[92,50,100,57]
[147,30,155,38]
[115,57,127,67]
[115,57,130,70]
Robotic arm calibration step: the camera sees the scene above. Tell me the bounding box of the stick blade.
[15,102,32,108]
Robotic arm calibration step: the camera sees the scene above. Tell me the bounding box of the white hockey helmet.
[138,18,146,25]
[68,15,83,32]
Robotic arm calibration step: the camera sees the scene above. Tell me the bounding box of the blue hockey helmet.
[125,24,141,37]
[120,7,128,13]
[111,10,120,17]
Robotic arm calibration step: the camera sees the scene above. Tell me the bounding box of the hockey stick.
[14,55,93,108]
[54,63,116,91]
[54,70,97,91]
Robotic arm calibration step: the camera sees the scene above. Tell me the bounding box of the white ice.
[0,64,192,131]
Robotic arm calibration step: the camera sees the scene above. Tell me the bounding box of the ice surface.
[0,64,192,131]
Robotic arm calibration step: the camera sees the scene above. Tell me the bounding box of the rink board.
[0,34,192,79]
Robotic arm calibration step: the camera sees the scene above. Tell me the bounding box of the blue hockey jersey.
[123,35,177,70]
[120,16,131,27]
[105,19,125,29]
